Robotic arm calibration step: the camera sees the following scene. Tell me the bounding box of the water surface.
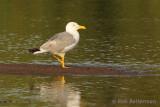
[1,0,160,70]
[0,75,159,107]
[0,0,160,107]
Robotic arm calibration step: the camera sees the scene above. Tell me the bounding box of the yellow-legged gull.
[29,22,86,68]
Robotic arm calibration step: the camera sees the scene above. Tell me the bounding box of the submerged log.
[0,64,140,76]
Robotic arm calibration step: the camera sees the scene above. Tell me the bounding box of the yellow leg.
[60,55,69,68]
[53,54,69,68]
[53,55,61,63]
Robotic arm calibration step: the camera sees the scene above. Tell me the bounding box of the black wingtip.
[28,48,40,53]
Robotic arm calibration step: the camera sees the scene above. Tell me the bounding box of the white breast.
[63,31,80,52]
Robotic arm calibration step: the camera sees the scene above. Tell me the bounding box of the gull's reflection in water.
[39,76,81,107]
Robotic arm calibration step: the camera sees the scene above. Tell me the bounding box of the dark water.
[0,0,160,106]
[1,0,160,68]
[0,75,159,107]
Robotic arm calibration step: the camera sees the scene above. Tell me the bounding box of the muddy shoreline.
[0,63,144,76]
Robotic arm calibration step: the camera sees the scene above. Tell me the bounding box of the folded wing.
[40,32,76,53]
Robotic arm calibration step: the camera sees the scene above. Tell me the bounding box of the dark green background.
[1,0,160,68]
[0,0,160,107]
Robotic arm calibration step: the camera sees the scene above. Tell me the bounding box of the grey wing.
[40,32,76,53]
